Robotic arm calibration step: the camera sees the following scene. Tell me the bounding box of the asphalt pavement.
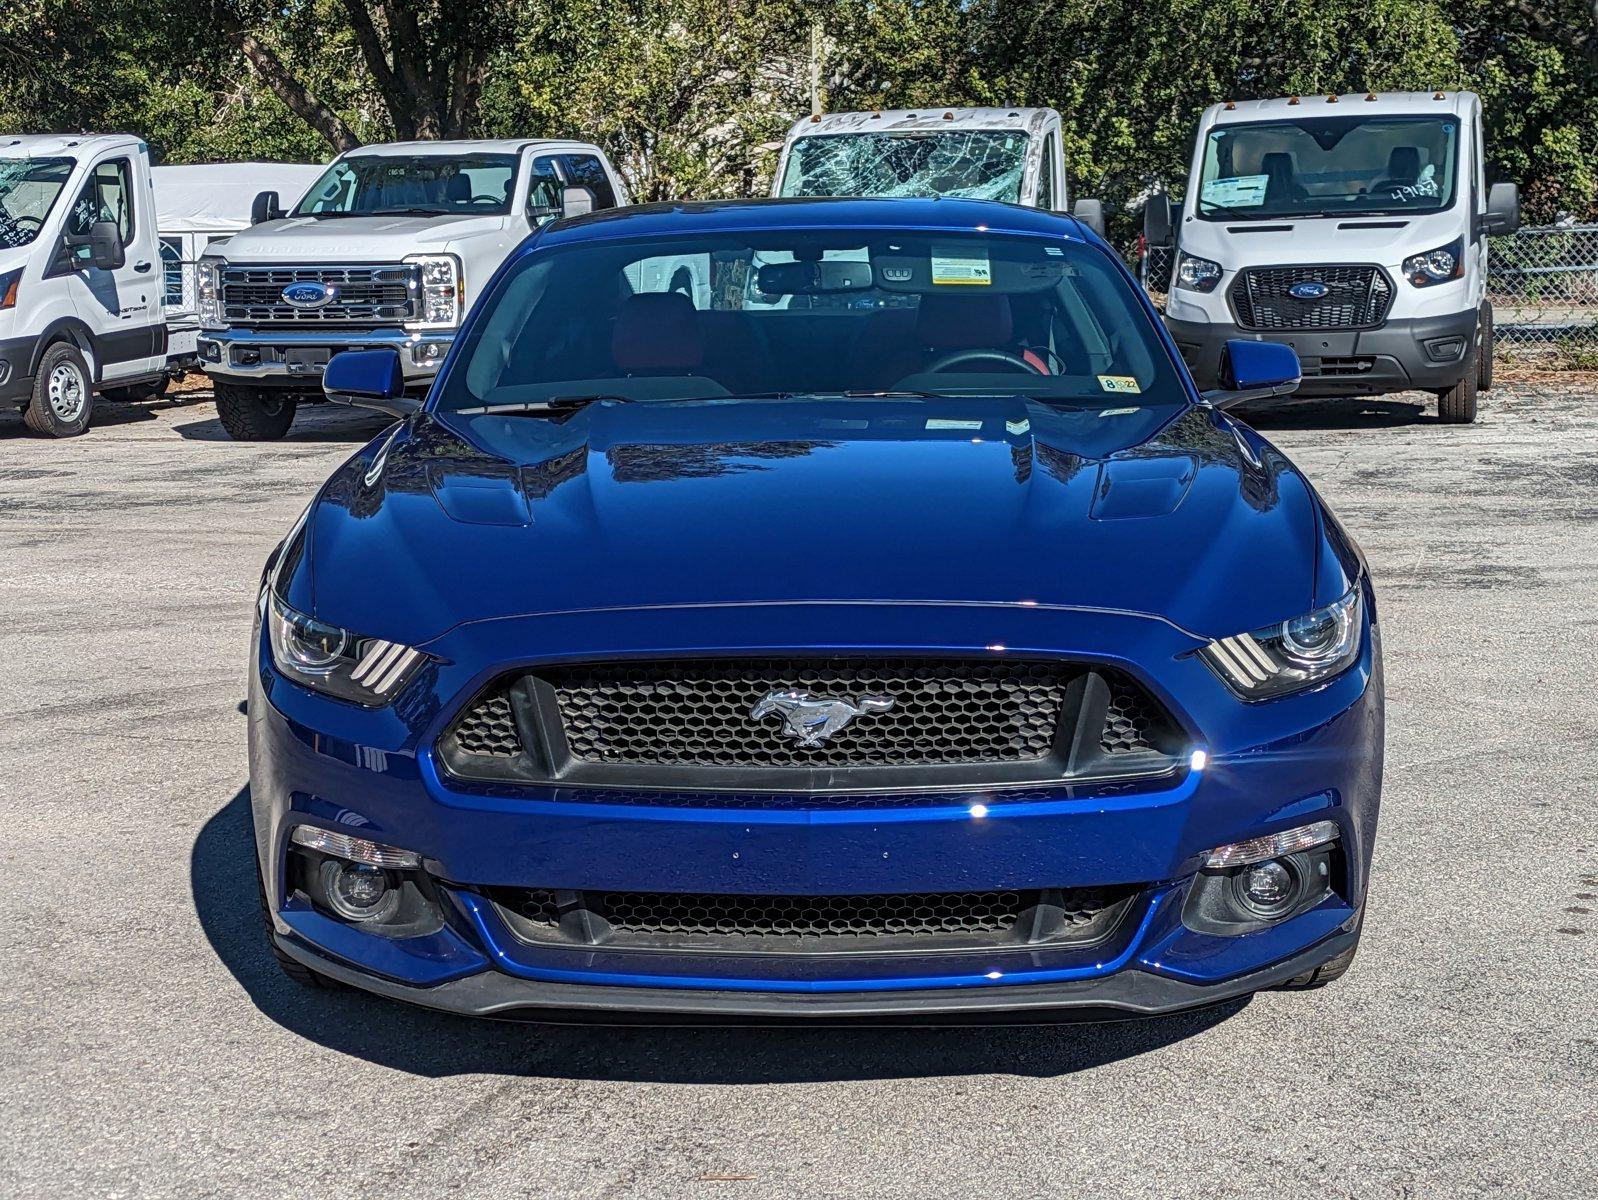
[0,382,1594,1198]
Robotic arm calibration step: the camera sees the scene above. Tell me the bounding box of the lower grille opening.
[485,884,1139,955]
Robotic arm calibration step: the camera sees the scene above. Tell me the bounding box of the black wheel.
[1278,926,1361,990]
[24,341,94,437]
[103,376,169,403]
[1435,350,1479,424]
[215,381,298,440]
[256,856,342,990]
[1477,305,1494,392]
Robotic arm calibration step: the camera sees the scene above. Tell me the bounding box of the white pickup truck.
[196,138,629,439]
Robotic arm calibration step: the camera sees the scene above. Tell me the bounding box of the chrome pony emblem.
[281,280,337,309]
[749,689,895,747]
[1288,280,1329,300]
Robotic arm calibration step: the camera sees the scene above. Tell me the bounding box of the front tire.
[215,381,298,441]
[24,341,94,437]
[1435,345,1480,424]
[1279,920,1362,990]
[256,858,342,990]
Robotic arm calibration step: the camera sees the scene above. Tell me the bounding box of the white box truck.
[773,107,1105,234]
[195,138,628,439]
[1146,90,1519,422]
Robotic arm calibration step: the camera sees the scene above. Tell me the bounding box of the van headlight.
[405,253,463,328]
[1200,587,1363,699]
[265,594,427,705]
[1402,237,1464,287]
[197,257,225,328]
[1175,252,1223,293]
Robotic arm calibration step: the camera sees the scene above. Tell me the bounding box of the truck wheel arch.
[29,319,100,383]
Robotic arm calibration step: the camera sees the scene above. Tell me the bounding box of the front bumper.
[248,597,1383,1020]
[1167,309,1479,396]
[0,334,35,404]
[198,326,452,390]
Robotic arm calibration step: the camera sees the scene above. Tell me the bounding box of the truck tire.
[1477,305,1494,391]
[1435,342,1480,424]
[215,381,298,441]
[24,341,94,437]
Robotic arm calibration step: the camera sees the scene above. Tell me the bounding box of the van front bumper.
[0,335,34,404]
[1167,309,1479,396]
[198,326,452,390]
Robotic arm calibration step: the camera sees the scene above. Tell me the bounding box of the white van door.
[54,156,163,382]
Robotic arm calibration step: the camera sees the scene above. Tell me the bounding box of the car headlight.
[1402,237,1464,287]
[265,594,426,705]
[197,257,225,328]
[405,253,463,328]
[1175,251,1223,293]
[1200,587,1363,699]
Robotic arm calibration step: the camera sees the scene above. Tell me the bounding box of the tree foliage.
[3,0,1595,223]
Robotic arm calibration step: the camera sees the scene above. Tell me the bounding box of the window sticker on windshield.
[930,245,992,286]
[1200,174,1268,208]
[1098,375,1142,395]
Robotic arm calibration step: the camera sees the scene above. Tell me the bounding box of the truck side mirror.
[89,221,125,271]
[323,349,419,418]
[1072,198,1106,237]
[251,190,283,225]
[1484,182,1519,236]
[1144,193,1174,247]
[561,185,595,220]
[1201,339,1301,409]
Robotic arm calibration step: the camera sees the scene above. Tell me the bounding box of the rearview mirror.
[1072,198,1105,237]
[323,349,419,417]
[561,185,594,220]
[1201,339,1300,409]
[1144,193,1173,247]
[89,221,124,271]
[757,259,874,296]
[251,190,283,225]
[1484,182,1519,236]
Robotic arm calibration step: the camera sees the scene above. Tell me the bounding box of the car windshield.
[438,228,1184,411]
[1197,116,1460,219]
[779,132,1030,203]
[0,156,74,249]
[293,153,518,216]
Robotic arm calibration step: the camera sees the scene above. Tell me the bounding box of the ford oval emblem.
[1288,280,1329,301]
[281,280,337,309]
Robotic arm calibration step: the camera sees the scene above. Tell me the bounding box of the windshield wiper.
[453,394,634,417]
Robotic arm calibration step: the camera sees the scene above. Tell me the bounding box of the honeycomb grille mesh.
[451,689,521,757]
[544,657,1070,768]
[1101,679,1158,755]
[1230,265,1392,330]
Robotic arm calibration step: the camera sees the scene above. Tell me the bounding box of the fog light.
[1424,337,1465,362]
[1241,859,1293,908]
[291,825,421,869]
[320,859,400,923]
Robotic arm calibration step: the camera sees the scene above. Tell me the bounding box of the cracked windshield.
[1198,116,1459,218]
[778,131,1030,202]
[0,157,73,249]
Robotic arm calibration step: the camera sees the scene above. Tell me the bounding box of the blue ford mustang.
[249,198,1382,1021]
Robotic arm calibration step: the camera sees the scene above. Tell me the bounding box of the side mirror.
[1144,193,1174,247]
[323,349,419,417]
[89,221,124,271]
[251,190,283,225]
[1202,339,1301,409]
[560,184,594,220]
[1484,181,1520,236]
[1072,198,1105,237]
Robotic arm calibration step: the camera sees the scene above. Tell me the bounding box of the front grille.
[220,264,415,325]
[1302,356,1376,378]
[440,657,1183,793]
[487,884,1137,953]
[1229,264,1392,330]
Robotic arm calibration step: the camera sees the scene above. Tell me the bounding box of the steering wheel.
[471,194,502,206]
[6,215,42,236]
[921,348,1046,375]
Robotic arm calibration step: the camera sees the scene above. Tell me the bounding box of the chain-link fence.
[1129,227,1598,369]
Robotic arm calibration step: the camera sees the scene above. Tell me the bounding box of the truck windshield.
[293,154,518,217]
[0,156,74,249]
[439,229,1183,410]
[1196,116,1460,219]
[779,132,1030,203]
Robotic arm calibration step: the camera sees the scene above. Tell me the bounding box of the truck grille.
[486,883,1138,953]
[1229,264,1392,331]
[220,264,415,325]
[440,657,1184,793]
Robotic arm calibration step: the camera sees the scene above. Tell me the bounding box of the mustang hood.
[302,397,1331,648]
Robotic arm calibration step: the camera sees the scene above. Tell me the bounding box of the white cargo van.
[773,108,1104,234]
[196,138,628,439]
[1146,91,1519,422]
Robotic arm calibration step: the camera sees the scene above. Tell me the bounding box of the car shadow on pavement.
[173,407,394,443]
[1233,394,1433,430]
[195,787,1245,1082]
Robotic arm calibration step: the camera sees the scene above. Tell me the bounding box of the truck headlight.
[1402,237,1464,287]
[1175,251,1223,293]
[197,257,225,329]
[1200,587,1363,699]
[265,593,427,705]
[405,253,463,328]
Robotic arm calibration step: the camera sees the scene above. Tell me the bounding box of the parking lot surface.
[1,383,1594,1198]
